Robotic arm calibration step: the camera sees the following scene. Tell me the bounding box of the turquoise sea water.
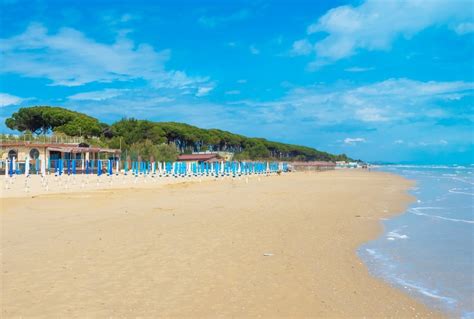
[359,165,474,318]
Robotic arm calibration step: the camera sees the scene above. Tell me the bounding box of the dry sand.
[0,170,441,318]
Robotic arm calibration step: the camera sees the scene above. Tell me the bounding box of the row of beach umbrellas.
[4,158,289,177]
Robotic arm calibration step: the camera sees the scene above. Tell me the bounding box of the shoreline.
[1,170,443,317]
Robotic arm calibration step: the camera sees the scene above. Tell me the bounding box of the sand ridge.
[0,170,442,318]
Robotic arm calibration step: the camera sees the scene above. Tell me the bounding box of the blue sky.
[0,0,473,163]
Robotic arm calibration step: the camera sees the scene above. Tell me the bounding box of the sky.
[0,0,473,164]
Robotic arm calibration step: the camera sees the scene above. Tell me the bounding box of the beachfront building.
[289,161,336,171]
[1,141,121,163]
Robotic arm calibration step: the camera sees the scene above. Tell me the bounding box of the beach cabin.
[177,153,220,164]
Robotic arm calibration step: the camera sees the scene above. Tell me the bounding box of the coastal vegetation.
[4,106,352,162]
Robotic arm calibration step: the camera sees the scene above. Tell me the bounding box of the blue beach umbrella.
[59,160,63,176]
[8,159,13,177]
[98,160,102,176]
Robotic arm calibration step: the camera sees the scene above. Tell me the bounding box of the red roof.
[177,154,219,161]
[0,142,120,153]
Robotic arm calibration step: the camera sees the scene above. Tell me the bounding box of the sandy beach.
[0,170,441,318]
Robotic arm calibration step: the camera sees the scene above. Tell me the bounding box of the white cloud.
[352,78,473,98]
[195,86,214,97]
[290,39,313,56]
[237,79,247,84]
[355,107,389,122]
[249,45,260,55]
[68,89,128,101]
[418,139,449,147]
[344,66,374,72]
[234,78,473,125]
[344,137,366,145]
[302,0,473,63]
[394,139,404,144]
[120,13,136,23]
[0,23,212,94]
[454,22,474,35]
[0,93,23,107]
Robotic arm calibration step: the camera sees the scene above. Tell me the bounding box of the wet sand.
[0,170,441,317]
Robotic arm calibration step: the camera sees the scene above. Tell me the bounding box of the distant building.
[289,161,336,171]
[336,161,361,169]
[335,161,347,167]
[193,151,234,161]
[177,153,220,163]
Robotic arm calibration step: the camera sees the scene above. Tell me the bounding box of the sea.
[358,164,474,318]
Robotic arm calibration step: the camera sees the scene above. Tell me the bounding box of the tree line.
[5,106,353,162]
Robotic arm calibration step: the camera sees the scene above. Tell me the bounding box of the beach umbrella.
[66,159,71,175]
[5,159,9,177]
[41,156,46,176]
[116,159,120,175]
[5,159,10,177]
[25,154,30,176]
[5,158,12,177]
[58,159,63,176]
[97,160,102,176]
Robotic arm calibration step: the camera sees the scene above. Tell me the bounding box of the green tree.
[128,140,178,162]
[5,106,102,137]
[5,107,50,134]
[5,106,354,162]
